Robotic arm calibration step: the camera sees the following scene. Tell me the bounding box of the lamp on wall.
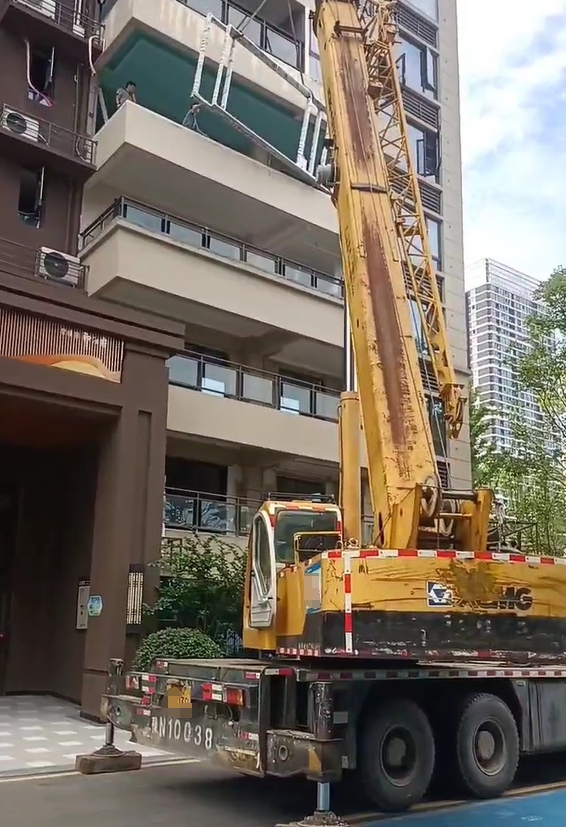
[126,563,144,633]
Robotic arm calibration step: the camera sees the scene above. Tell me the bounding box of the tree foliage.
[468,386,498,488]
[145,534,247,646]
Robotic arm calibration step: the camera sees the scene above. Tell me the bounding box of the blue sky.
[457,0,566,282]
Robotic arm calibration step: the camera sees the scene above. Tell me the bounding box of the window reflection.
[407,0,438,20]
[187,0,224,18]
[169,221,204,248]
[208,235,242,260]
[265,26,298,67]
[228,5,262,44]
[280,381,311,415]
[246,250,277,274]
[168,355,198,387]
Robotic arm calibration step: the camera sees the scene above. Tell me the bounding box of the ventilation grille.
[401,88,439,130]
[396,4,438,48]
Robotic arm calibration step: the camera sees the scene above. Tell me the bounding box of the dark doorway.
[0,484,20,694]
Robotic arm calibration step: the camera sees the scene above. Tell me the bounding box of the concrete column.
[81,347,168,718]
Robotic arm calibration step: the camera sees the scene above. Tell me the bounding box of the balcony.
[0,237,86,290]
[0,0,104,63]
[81,198,343,300]
[164,488,255,537]
[0,103,96,180]
[167,352,341,463]
[80,201,343,361]
[87,103,336,258]
[169,351,340,421]
[99,0,307,101]
[163,486,376,545]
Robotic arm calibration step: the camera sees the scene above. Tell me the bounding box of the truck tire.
[359,698,435,812]
[454,693,519,799]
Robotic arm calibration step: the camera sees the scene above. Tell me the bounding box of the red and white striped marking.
[324,548,566,565]
[343,552,353,653]
[277,647,321,657]
[265,663,566,681]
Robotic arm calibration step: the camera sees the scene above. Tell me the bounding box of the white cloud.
[457,0,566,282]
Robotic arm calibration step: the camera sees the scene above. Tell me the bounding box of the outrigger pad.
[75,746,142,775]
[277,812,350,827]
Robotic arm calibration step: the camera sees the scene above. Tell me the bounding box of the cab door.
[249,512,276,628]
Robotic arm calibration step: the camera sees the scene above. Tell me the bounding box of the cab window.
[274,510,338,564]
[253,516,272,592]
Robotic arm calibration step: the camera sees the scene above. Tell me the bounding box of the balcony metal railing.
[80,198,343,300]
[163,486,375,541]
[168,350,341,422]
[8,0,104,45]
[0,103,96,165]
[0,236,86,288]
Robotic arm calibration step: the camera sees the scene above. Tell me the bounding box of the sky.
[457,0,566,282]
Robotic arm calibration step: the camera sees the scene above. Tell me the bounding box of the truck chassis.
[103,657,566,817]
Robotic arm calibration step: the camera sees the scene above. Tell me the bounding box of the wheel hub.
[473,721,506,775]
[379,727,417,786]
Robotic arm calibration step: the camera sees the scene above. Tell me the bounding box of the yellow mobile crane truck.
[101,0,566,819]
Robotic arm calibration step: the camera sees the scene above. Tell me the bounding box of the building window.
[426,215,442,269]
[397,36,437,99]
[18,167,45,228]
[407,123,440,182]
[406,0,438,21]
[27,46,55,105]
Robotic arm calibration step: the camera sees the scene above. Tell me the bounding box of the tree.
[145,534,247,647]
[468,385,498,488]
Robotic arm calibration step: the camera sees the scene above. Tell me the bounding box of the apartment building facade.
[80,0,471,547]
[466,258,548,452]
[0,0,183,715]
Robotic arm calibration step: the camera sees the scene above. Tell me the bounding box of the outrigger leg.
[277,682,350,827]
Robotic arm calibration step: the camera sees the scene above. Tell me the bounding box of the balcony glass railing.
[80,198,343,300]
[164,487,375,539]
[168,351,341,422]
[164,488,255,535]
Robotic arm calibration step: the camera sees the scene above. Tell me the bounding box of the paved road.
[2,756,566,827]
[374,789,566,826]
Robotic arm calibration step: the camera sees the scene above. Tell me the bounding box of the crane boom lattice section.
[360,0,464,439]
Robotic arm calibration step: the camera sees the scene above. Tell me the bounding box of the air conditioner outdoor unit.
[73,21,85,37]
[37,248,82,287]
[1,108,41,142]
[18,0,56,21]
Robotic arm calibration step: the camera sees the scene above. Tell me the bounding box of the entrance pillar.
[81,347,168,718]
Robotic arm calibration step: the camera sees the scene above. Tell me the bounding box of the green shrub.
[147,535,246,645]
[133,628,224,672]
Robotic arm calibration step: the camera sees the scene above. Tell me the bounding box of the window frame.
[18,166,45,228]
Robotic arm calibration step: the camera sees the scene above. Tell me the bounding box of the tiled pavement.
[0,694,174,775]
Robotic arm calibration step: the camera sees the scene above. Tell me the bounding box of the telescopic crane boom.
[314,0,491,550]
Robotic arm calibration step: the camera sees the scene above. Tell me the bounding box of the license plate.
[151,714,215,752]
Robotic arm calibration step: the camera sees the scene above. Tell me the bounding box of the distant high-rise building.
[466,259,547,452]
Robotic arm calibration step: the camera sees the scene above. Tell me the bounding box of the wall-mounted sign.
[76,580,90,630]
[87,595,103,617]
[0,308,124,382]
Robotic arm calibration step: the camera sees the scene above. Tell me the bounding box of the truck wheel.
[359,698,435,812]
[455,693,519,799]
